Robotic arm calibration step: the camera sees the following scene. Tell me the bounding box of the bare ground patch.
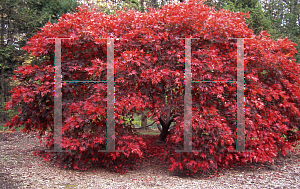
[0,131,300,188]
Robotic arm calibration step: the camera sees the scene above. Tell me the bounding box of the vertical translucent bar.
[54,38,63,152]
[184,38,192,152]
[106,38,115,152]
[236,39,245,151]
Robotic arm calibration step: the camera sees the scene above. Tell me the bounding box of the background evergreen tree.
[204,0,299,63]
[260,0,300,63]
[0,0,79,124]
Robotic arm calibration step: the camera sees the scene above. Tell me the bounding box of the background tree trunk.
[141,111,148,129]
[0,64,6,123]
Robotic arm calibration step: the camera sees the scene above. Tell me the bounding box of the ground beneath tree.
[0,130,300,188]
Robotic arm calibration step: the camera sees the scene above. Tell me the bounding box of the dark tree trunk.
[155,117,171,143]
[154,111,180,145]
[1,11,4,48]
[156,122,162,132]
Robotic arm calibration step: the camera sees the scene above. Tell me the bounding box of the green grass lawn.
[0,124,4,131]
[135,130,160,135]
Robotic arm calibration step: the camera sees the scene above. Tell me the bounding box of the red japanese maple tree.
[5,0,300,174]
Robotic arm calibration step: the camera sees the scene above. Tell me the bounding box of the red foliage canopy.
[5,0,300,174]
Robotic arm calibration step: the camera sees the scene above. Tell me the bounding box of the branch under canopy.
[131,120,156,130]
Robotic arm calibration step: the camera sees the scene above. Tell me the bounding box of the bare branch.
[167,113,180,125]
[132,120,156,130]
[64,0,76,13]
[166,105,171,123]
